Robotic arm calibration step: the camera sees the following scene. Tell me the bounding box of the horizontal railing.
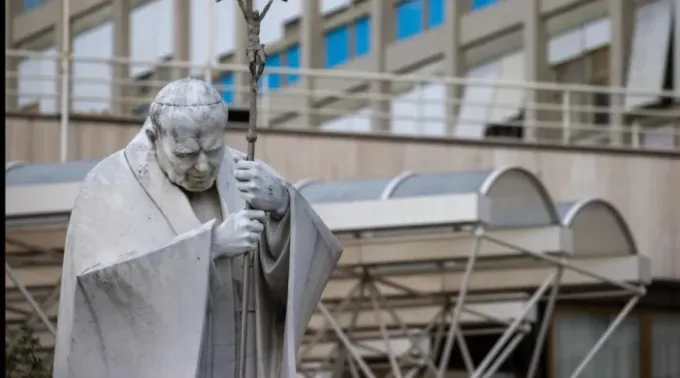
[5,48,680,161]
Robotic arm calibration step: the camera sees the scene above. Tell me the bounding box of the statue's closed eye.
[175,151,198,158]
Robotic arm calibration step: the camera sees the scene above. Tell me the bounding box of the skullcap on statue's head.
[153,77,224,106]
[148,78,229,134]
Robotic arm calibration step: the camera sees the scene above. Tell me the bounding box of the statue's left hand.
[234,159,289,216]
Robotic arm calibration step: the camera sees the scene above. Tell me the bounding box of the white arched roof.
[556,199,638,256]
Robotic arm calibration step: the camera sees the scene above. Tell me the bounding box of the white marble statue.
[52,78,343,378]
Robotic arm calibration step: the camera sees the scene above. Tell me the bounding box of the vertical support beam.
[523,0,547,142]
[5,0,20,110]
[56,0,73,162]
[112,0,131,116]
[301,0,321,128]
[675,0,680,102]
[369,0,392,132]
[608,0,634,146]
[173,0,191,79]
[234,0,250,106]
[55,0,73,113]
[444,0,464,135]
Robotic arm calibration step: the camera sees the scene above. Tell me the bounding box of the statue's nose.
[195,153,210,173]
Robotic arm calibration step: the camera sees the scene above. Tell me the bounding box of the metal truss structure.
[6,161,649,377]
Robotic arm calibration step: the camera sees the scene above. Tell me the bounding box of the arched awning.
[556,199,638,256]
[299,167,559,231]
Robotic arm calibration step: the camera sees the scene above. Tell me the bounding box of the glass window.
[325,25,350,68]
[651,313,680,378]
[552,311,640,378]
[24,0,46,11]
[263,53,281,91]
[395,0,423,41]
[472,0,499,10]
[285,44,300,85]
[354,16,371,57]
[428,0,444,28]
[220,73,234,104]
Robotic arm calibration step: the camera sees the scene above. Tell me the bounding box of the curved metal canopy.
[556,199,638,256]
[300,167,560,228]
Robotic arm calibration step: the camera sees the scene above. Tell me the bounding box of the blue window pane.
[428,0,444,28]
[354,16,371,57]
[472,0,498,10]
[325,26,350,68]
[220,73,234,104]
[263,53,281,91]
[286,45,300,85]
[24,0,44,10]
[395,0,423,41]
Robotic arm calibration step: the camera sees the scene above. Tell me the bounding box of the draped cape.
[52,130,343,378]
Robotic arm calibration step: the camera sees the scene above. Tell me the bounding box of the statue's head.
[146,78,229,192]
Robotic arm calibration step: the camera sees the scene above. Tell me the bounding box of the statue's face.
[155,122,226,192]
[147,78,229,192]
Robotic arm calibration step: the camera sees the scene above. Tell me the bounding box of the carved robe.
[52,129,343,378]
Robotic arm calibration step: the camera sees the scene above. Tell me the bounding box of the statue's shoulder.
[80,150,130,191]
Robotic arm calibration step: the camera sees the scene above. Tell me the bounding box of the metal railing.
[5,48,680,161]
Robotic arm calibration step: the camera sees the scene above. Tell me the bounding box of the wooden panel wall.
[5,114,680,278]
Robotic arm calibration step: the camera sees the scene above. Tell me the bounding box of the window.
[133,104,150,117]
[354,16,371,57]
[325,26,350,68]
[220,73,234,104]
[395,0,423,41]
[428,0,444,28]
[651,313,680,377]
[23,0,47,11]
[264,53,281,91]
[285,44,300,85]
[552,311,640,378]
[472,0,499,10]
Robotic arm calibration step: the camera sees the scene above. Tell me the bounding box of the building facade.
[4,0,680,377]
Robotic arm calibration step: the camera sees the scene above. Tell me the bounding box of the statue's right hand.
[211,209,266,260]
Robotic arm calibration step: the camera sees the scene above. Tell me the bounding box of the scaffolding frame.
[5,163,649,377]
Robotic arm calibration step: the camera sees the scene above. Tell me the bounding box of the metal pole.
[204,0,214,84]
[59,0,71,162]
[318,303,378,378]
[437,227,483,377]
[472,272,557,378]
[566,295,641,378]
[367,283,403,378]
[483,234,645,295]
[480,332,526,378]
[5,262,57,336]
[526,265,564,378]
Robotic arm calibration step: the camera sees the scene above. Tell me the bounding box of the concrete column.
[443,0,464,135]
[369,0,393,132]
[675,0,680,102]
[5,0,20,110]
[523,0,547,142]
[233,0,250,106]
[608,0,634,146]
[112,0,131,116]
[173,0,191,79]
[55,0,73,112]
[301,0,321,128]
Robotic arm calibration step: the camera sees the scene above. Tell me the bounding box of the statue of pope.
[52,78,343,378]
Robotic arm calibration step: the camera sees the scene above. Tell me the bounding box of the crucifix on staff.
[216,0,289,377]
